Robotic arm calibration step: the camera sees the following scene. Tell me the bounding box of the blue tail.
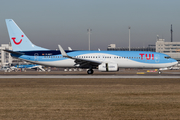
[5,19,48,51]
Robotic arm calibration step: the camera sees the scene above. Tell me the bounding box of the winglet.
[68,47,72,51]
[58,45,68,57]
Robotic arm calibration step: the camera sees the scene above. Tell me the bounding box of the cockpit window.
[164,56,171,59]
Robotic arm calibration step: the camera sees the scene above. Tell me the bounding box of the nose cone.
[171,58,178,65]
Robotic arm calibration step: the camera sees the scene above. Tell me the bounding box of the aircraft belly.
[37,59,75,67]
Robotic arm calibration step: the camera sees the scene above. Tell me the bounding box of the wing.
[58,45,102,68]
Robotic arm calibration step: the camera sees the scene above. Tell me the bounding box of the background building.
[0,43,22,67]
[107,44,155,52]
[156,38,180,61]
[0,43,12,67]
[107,38,180,64]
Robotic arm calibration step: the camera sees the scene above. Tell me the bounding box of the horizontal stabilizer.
[3,49,23,55]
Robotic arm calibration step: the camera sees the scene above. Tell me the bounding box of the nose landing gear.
[158,70,162,74]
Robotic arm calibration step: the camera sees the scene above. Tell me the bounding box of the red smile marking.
[11,35,23,45]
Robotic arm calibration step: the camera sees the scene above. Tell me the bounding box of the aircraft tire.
[87,69,94,74]
[158,71,162,74]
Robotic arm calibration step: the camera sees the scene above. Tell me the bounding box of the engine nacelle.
[98,63,118,72]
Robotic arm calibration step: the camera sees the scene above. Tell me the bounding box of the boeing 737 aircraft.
[5,19,178,74]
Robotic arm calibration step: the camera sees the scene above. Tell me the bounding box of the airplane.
[1,64,45,72]
[4,19,178,74]
[10,64,45,72]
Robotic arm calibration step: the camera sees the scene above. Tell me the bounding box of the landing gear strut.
[87,69,94,74]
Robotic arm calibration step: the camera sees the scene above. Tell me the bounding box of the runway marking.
[137,72,145,74]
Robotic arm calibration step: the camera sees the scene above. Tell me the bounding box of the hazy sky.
[0,0,180,50]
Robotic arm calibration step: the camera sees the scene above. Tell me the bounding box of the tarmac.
[0,69,179,78]
[0,75,179,78]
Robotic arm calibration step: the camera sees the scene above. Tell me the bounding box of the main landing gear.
[87,69,94,74]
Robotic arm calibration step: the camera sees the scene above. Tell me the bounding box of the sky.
[0,0,180,50]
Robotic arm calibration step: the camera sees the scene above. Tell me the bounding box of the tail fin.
[5,19,48,51]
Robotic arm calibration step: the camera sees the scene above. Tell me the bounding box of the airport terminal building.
[156,38,180,61]
[0,44,12,67]
[0,44,21,67]
[107,39,180,63]
[107,44,156,52]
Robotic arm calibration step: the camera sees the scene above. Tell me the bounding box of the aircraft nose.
[171,58,178,65]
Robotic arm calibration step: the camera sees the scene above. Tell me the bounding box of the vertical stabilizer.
[5,19,48,51]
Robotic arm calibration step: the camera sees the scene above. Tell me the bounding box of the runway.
[0,69,180,78]
[0,74,180,78]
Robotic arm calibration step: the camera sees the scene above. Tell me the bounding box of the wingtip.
[58,44,68,57]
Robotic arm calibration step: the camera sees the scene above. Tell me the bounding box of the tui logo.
[139,53,154,60]
[11,35,24,45]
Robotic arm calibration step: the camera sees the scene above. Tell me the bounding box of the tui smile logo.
[11,35,24,45]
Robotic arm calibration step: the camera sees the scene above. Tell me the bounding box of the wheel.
[158,71,162,74]
[87,69,94,74]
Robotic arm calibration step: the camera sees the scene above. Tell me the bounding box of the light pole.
[129,26,131,51]
[87,29,92,50]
